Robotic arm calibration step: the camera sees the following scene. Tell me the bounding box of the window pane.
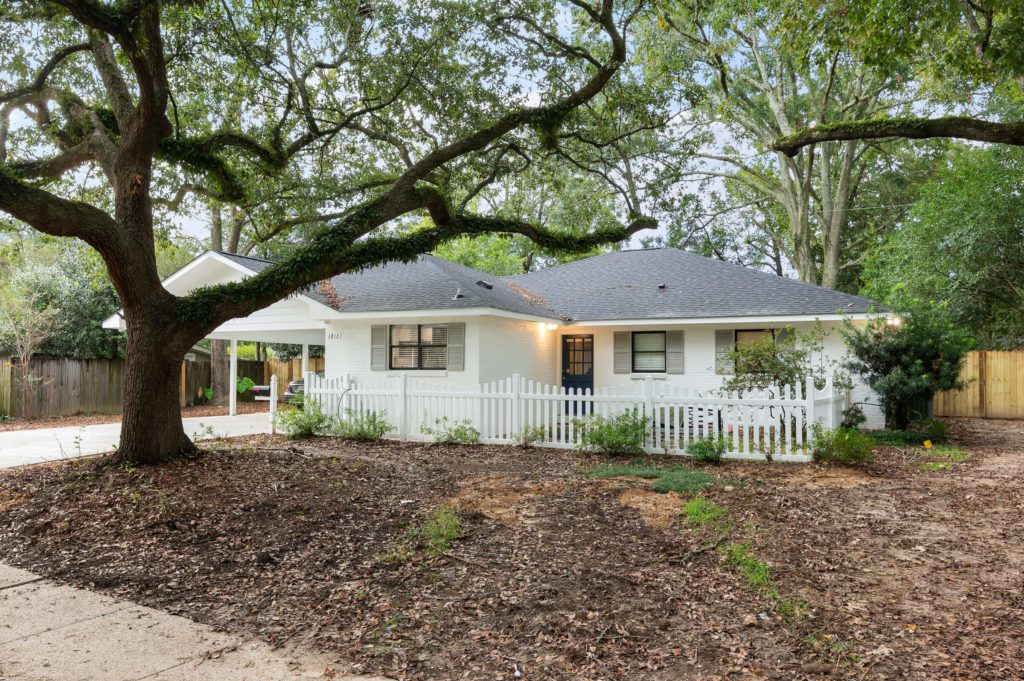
[634,352,666,372]
[391,325,418,345]
[420,345,447,369]
[736,330,772,346]
[391,346,418,369]
[420,324,448,345]
[633,332,666,351]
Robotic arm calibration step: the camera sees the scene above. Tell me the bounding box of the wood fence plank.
[935,350,1024,419]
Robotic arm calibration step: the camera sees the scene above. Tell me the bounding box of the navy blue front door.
[561,335,594,413]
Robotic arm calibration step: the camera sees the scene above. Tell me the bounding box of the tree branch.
[0,42,91,104]
[773,116,1024,156]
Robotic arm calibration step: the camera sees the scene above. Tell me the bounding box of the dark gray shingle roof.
[217,251,563,319]
[501,248,878,320]
[217,247,878,321]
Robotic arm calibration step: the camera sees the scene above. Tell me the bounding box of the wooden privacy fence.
[264,357,325,398]
[305,372,849,462]
[935,350,1024,419]
[0,357,124,419]
[0,356,270,418]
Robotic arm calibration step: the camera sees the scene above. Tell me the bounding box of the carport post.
[269,375,278,435]
[301,343,309,375]
[229,339,238,416]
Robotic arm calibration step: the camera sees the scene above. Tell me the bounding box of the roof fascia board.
[568,312,883,327]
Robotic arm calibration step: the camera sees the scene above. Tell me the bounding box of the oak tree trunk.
[117,305,199,464]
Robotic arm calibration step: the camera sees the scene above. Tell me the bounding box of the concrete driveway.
[0,413,272,469]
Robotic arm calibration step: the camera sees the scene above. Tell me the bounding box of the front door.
[561,335,594,413]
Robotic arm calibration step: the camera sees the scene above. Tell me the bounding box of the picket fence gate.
[297,373,848,462]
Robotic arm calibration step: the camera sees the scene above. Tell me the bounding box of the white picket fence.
[293,372,848,462]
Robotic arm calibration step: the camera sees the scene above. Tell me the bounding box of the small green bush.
[421,417,481,445]
[276,398,333,439]
[421,506,462,555]
[514,425,547,448]
[811,426,876,465]
[687,434,728,463]
[382,506,462,564]
[575,409,649,456]
[236,376,256,394]
[333,409,391,441]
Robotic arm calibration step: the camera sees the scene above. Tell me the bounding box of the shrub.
[575,409,649,456]
[514,425,547,448]
[843,303,973,429]
[687,434,728,463]
[333,409,391,441]
[276,398,333,439]
[840,404,867,429]
[421,417,481,445]
[236,376,255,394]
[811,425,876,465]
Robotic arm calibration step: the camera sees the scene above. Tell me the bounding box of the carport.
[103,251,333,415]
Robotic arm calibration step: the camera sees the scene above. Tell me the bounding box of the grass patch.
[382,505,463,564]
[915,445,970,472]
[721,541,808,620]
[672,493,807,622]
[586,460,724,494]
[682,496,728,527]
[651,468,718,493]
[585,461,663,480]
[928,445,969,461]
[804,632,860,670]
[918,461,951,472]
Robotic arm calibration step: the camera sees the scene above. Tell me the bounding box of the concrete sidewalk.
[0,413,273,469]
[0,564,385,681]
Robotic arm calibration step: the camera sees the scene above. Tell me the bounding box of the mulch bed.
[0,402,267,432]
[1,419,1022,679]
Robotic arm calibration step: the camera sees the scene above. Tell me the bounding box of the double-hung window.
[631,331,667,373]
[389,324,448,370]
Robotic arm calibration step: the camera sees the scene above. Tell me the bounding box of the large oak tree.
[0,0,657,463]
[770,0,1024,153]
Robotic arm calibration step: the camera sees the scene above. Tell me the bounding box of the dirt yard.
[0,419,1021,679]
[0,401,267,432]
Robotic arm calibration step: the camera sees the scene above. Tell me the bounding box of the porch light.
[545,323,558,330]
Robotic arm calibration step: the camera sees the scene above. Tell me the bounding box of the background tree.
[862,144,1024,347]
[0,0,658,463]
[644,0,919,288]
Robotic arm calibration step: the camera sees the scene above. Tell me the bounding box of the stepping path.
[0,413,273,469]
[0,564,387,681]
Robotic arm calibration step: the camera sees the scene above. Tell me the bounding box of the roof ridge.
[216,250,275,264]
